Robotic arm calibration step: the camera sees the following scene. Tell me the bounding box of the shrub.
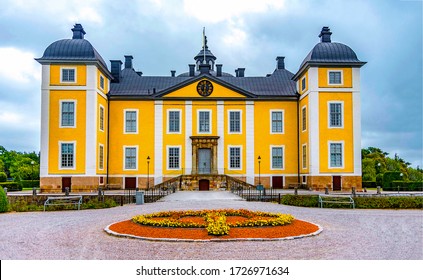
[389,181,423,192]
[19,180,40,189]
[0,187,9,212]
[280,195,319,207]
[382,172,402,190]
[362,181,377,188]
[0,182,21,191]
[0,172,7,182]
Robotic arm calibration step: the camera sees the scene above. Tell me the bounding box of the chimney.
[235,69,239,77]
[124,55,133,69]
[189,64,195,76]
[110,60,122,83]
[216,64,222,77]
[199,64,211,74]
[319,26,332,43]
[236,68,245,77]
[171,70,176,77]
[276,56,285,70]
[71,23,86,39]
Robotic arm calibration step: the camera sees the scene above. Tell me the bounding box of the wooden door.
[125,177,137,190]
[332,176,342,191]
[272,176,283,189]
[199,179,210,191]
[62,177,71,192]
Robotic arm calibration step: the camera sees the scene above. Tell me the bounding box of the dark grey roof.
[110,68,297,97]
[37,39,108,70]
[194,48,216,61]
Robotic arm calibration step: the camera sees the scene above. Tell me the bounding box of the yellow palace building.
[36,24,365,193]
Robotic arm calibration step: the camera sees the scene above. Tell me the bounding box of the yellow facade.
[50,64,87,86]
[318,67,352,88]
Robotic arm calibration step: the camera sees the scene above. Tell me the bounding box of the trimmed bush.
[280,195,319,207]
[382,172,402,190]
[0,186,8,212]
[362,181,377,188]
[0,182,21,191]
[389,181,423,192]
[0,172,7,182]
[19,180,40,189]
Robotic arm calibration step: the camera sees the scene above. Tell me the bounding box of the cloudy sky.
[0,0,421,167]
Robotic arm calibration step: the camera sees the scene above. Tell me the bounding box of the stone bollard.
[377,186,381,195]
[32,187,37,196]
[65,187,69,196]
[351,186,356,197]
[294,187,298,195]
[324,187,329,194]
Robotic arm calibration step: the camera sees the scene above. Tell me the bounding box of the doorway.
[198,148,211,174]
[272,176,283,189]
[332,176,342,191]
[125,177,137,190]
[199,179,210,191]
[62,177,71,193]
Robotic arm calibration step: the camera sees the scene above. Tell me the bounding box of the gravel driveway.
[0,191,421,260]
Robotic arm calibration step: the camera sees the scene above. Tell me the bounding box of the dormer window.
[61,68,76,83]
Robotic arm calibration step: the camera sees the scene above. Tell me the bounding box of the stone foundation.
[307,175,362,191]
[40,176,103,193]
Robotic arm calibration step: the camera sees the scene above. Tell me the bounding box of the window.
[329,102,343,127]
[301,77,306,91]
[61,68,75,82]
[168,147,180,169]
[271,147,284,169]
[198,111,210,133]
[124,147,137,170]
[168,110,181,133]
[229,111,241,133]
[124,110,137,133]
[302,144,307,169]
[271,111,283,133]
[61,101,75,127]
[229,147,241,169]
[99,145,104,170]
[99,75,105,90]
[302,106,307,131]
[330,143,343,168]
[302,176,307,184]
[60,143,74,168]
[99,106,104,131]
[328,71,342,85]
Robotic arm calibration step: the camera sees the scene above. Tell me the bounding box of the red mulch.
[109,219,319,240]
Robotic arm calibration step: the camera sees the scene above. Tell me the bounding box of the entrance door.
[332,176,342,191]
[198,149,211,174]
[125,177,137,190]
[62,177,71,192]
[199,179,210,191]
[272,176,283,189]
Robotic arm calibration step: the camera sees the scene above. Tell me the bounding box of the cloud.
[0,47,40,84]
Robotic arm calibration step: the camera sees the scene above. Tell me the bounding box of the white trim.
[227,109,242,134]
[99,104,105,132]
[301,105,307,132]
[269,109,284,134]
[166,109,182,134]
[302,175,307,184]
[217,101,225,173]
[197,109,212,134]
[123,109,139,134]
[40,64,50,177]
[328,141,345,169]
[154,101,163,184]
[328,70,344,85]
[270,145,285,170]
[60,66,77,84]
[302,143,307,169]
[59,99,77,128]
[245,101,254,184]
[228,145,242,171]
[98,176,105,185]
[328,101,344,129]
[352,68,362,175]
[309,90,319,175]
[85,65,97,176]
[185,101,193,173]
[58,141,76,170]
[98,144,104,170]
[123,145,138,171]
[166,145,182,170]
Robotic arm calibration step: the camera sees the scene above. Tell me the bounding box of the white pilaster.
[246,101,254,184]
[308,67,320,175]
[154,100,163,184]
[217,101,224,173]
[352,68,362,175]
[40,65,50,177]
[185,101,192,174]
[85,65,97,176]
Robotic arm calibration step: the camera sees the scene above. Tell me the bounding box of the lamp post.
[30,161,35,196]
[398,173,403,193]
[258,156,261,185]
[147,156,150,190]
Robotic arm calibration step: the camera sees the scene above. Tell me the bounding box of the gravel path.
[0,192,422,260]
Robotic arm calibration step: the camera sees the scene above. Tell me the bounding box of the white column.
[217,101,224,173]
[40,65,50,177]
[154,100,163,184]
[352,68,362,175]
[246,101,254,184]
[308,67,320,175]
[185,101,192,174]
[85,65,97,176]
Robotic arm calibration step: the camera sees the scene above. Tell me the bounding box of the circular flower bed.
[106,209,322,241]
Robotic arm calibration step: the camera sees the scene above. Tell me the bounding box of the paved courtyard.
[0,191,422,260]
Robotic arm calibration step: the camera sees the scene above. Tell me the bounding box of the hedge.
[0,186,8,212]
[19,180,40,189]
[280,194,423,209]
[362,181,377,188]
[0,182,21,191]
[0,172,7,182]
[384,181,423,192]
[382,172,402,189]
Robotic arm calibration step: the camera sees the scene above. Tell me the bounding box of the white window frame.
[59,100,77,128]
[302,144,307,169]
[124,109,138,134]
[60,67,77,83]
[123,145,138,171]
[270,110,284,134]
[99,105,105,132]
[328,141,344,169]
[301,76,306,91]
[167,109,182,134]
[99,74,105,90]
[302,175,307,184]
[58,141,76,170]
[328,101,344,128]
[301,106,307,132]
[98,144,104,170]
[270,145,284,170]
[167,145,182,170]
[328,70,343,85]
[228,110,242,134]
[228,145,242,170]
[197,109,212,134]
